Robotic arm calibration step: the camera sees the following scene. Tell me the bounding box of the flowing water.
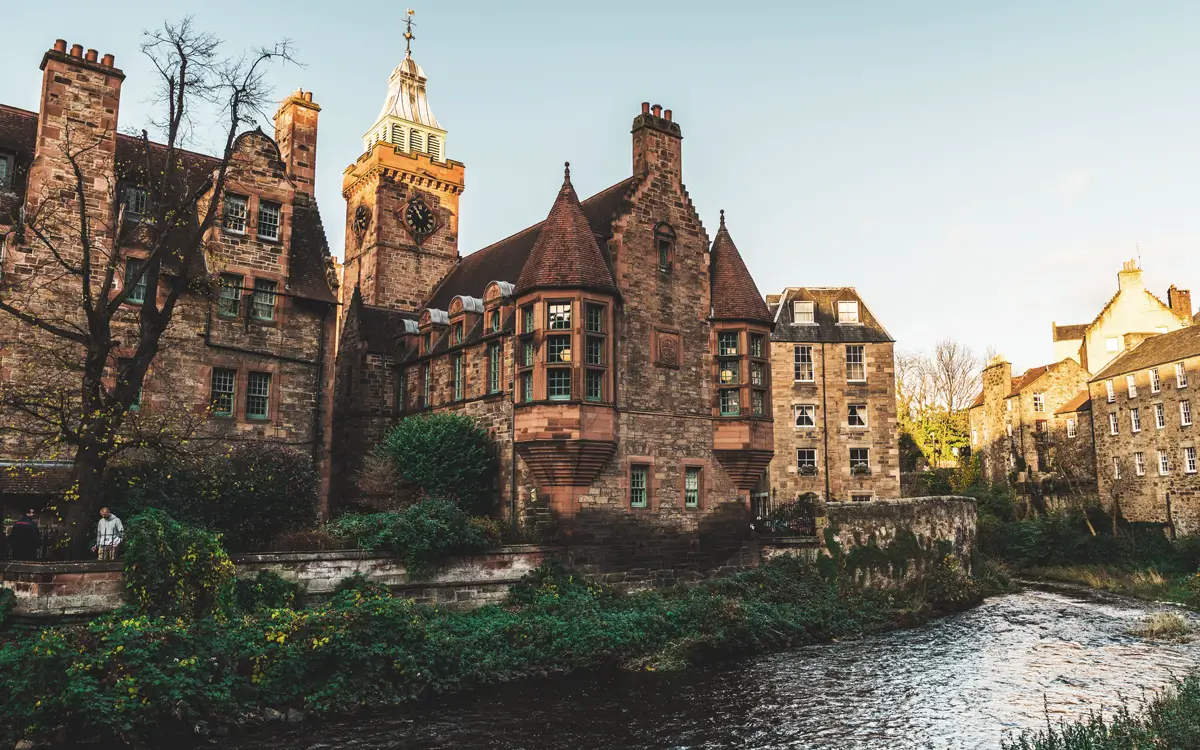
[213,582,1200,750]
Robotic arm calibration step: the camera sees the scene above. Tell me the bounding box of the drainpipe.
[509,340,518,533]
[312,303,330,519]
[821,342,830,502]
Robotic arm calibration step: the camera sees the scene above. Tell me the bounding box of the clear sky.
[6,1,1200,372]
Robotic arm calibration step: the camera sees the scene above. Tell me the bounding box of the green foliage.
[106,443,319,551]
[123,509,236,619]
[0,587,14,628]
[378,413,499,514]
[325,499,492,576]
[234,571,300,612]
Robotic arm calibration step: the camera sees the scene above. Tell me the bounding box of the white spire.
[361,10,447,160]
[375,52,440,129]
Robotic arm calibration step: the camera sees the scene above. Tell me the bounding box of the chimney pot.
[70,44,83,58]
[53,39,67,53]
[304,91,313,102]
[85,49,98,63]
[664,109,672,121]
[651,104,662,117]
[641,102,650,115]
[101,53,114,67]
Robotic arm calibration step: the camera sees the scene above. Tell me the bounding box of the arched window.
[427,134,442,161]
[654,223,676,274]
[410,129,425,153]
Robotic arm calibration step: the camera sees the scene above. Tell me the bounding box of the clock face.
[404,199,436,242]
[353,204,370,237]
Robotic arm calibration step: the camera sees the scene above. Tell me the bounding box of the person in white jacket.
[93,507,124,561]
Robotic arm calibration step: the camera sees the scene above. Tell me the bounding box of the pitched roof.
[1091,324,1200,381]
[1056,390,1092,415]
[288,195,337,303]
[514,164,618,296]
[1008,364,1051,397]
[426,176,635,310]
[1053,323,1087,342]
[709,212,771,323]
[970,391,985,409]
[767,287,894,344]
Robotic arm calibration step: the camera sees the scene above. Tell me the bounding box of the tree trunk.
[64,447,108,557]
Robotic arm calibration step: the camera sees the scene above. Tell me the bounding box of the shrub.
[123,509,236,619]
[106,443,319,552]
[377,413,498,514]
[0,587,14,628]
[234,571,301,612]
[325,499,492,576]
[271,529,341,551]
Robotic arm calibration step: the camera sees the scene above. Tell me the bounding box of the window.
[422,363,431,408]
[548,368,571,400]
[1006,399,1012,412]
[1036,420,1048,434]
[218,273,243,317]
[223,194,248,233]
[1178,363,1189,388]
[586,369,604,402]
[719,388,740,416]
[586,337,604,366]
[1112,456,1121,479]
[547,335,571,364]
[750,361,765,386]
[848,404,867,427]
[718,332,739,357]
[522,340,534,368]
[1006,423,1013,438]
[630,465,648,508]
[257,200,281,240]
[1131,407,1141,433]
[846,345,865,382]
[1126,375,1137,398]
[684,467,701,508]
[794,345,814,382]
[797,449,817,470]
[1106,337,1119,353]
[521,306,534,334]
[1105,380,1115,403]
[453,355,464,400]
[1067,418,1077,438]
[1159,450,1170,475]
[117,358,142,411]
[1033,393,1045,412]
[488,342,501,394]
[751,390,765,416]
[252,279,277,321]
[1150,368,1161,393]
[1156,403,1167,429]
[490,309,501,332]
[246,372,271,419]
[453,322,464,345]
[1109,413,1119,435]
[793,301,815,324]
[0,151,13,189]
[521,372,533,403]
[850,447,870,471]
[750,334,765,359]
[1182,400,1193,427]
[837,301,859,324]
[124,260,147,304]
[719,360,740,385]
[427,134,442,160]
[210,368,236,417]
[972,429,978,445]
[422,333,431,355]
[852,494,873,502]
[1185,446,1197,474]
[655,223,675,273]
[120,184,150,218]
[1134,452,1146,476]
[586,303,605,333]
[794,404,816,428]
[548,302,571,330]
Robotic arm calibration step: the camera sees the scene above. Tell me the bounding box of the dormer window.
[793,301,814,324]
[120,184,150,219]
[453,322,464,345]
[837,301,860,324]
[654,223,675,273]
[490,309,501,332]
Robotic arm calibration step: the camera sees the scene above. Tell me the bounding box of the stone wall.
[824,495,977,570]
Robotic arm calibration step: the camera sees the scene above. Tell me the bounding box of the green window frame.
[522,340,534,367]
[750,361,765,386]
[218,273,243,317]
[522,305,534,334]
[247,371,271,419]
[586,336,604,366]
[546,335,571,364]
[752,389,765,416]
[548,302,571,330]
[124,260,147,304]
[488,343,501,394]
[750,333,765,359]
[547,368,571,401]
[585,369,604,402]
[453,355,464,400]
[210,368,236,417]
[252,279,277,321]
[522,372,533,403]
[490,309,501,332]
[684,467,700,508]
[422,363,431,408]
[718,332,739,357]
[453,322,464,345]
[719,388,740,416]
[630,465,648,508]
[586,303,605,333]
[719,359,740,385]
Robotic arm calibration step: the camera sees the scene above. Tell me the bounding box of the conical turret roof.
[515,163,618,295]
[710,211,771,323]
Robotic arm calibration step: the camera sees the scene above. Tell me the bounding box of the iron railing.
[751,494,818,537]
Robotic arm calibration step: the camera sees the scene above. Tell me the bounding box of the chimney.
[1168,285,1192,323]
[1117,259,1144,291]
[631,100,682,183]
[274,89,321,197]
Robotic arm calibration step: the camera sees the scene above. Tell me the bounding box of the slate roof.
[1056,390,1092,415]
[969,391,985,409]
[1091,325,1200,381]
[1007,364,1051,397]
[288,196,338,303]
[1053,323,1087,342]
[709,212,771,323]
[426,175,635,310]
[768,287,894,344]
[515,164,618,296]
[0,463,72,495]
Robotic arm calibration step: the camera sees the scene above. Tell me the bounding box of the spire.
[362,8,446,156]
[710,211,771,323]
[516,163,618,295]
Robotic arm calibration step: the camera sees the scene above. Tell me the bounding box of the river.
[211,582,1200,750]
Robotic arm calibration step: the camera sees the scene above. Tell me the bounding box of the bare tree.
[930,339,982,413]
[0,19,295,550]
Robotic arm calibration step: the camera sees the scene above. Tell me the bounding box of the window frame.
[217,273,244,318]
[1150,367,1161,394]
[793,345,814,382]
[796,448,818,471]
[210,367,237,417]
[684,466,701,509]
[1155,402,1167,429]
[654,223,675,274]
[1126,375,1137,398]
[246,371,272,420]
[547,301,572,331]
[453,354,465,401]
[1177,363,1189,389]
[792,300,815,324]
[850,447,870,472]
[837,300,860,324]
[0,151,14,190]
[848,403,868,428]
[1066,418,1077,438]
[257,200,282,241]
[794,404,816,429]
[223,193,248,234]
[1032,393,1045,413]
[487,342,502,395]
[1109,412,1119,435]
[1134,451,1145,477]
[719,388,740,416]
[1131,407,1141,433]
[120,183,150,220]
[1182,399,1193,427]
[1185,446,1197,475]
[123,259,148,305]
[547,367,571,401]
[1159,450,1170,475]
[251,278,278,322]
[1106,380,1115,403]
[845,345,866,382]
[630,464,649,509]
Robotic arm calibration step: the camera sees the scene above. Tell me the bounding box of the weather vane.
[404,9,417,55]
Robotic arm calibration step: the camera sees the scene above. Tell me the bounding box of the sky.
[6,1,1200,372]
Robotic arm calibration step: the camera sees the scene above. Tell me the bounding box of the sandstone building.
[0,41,339,517]
[1088,326,1200,535]
[331,45,774,546]
[763,287,899,507]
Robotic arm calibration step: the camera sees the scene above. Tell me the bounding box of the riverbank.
[0,555,981,747]
[1025,563,1199,609]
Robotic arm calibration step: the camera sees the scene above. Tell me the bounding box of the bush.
[270,529,341,551]
[106,443,319,551]
[234,571,301,612]
[325,499,492,576]
[123,509,236,619]
[0,587,14,628]
[377,413,498,514]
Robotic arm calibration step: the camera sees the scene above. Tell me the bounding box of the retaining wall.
[824,495,977,568]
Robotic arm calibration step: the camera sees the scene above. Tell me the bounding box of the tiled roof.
[1053,323,1087,342]
[514,164,618,296]
[709,212,771,324]
[288,196,337,303]
[1091,325,1200,381]
[1007,364,1051,397]
[1056,390,1092,415]
[970,391,985,409]
[768,287,893,344]
[0,463,72,495]
[426,176,635,310]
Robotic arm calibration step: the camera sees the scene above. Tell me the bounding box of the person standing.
[8,509,40,560]
[92,507,124,561]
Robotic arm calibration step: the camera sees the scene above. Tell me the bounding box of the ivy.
[123,509,236,620]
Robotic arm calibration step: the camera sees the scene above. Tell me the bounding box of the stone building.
[968,356,1092,486]
[331,44,774,555]
[763,287,900,507]
[1052,260,1192,375]
[1088,326,1200,535]
[0,40,339,517]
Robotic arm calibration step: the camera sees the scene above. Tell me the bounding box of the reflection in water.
[211,584,1200,750]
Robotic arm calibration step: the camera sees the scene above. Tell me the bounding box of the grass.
[1126,612,1192,641]
[1026,565,1197,610]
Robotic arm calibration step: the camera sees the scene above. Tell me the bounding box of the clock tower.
[342,13,464,313]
